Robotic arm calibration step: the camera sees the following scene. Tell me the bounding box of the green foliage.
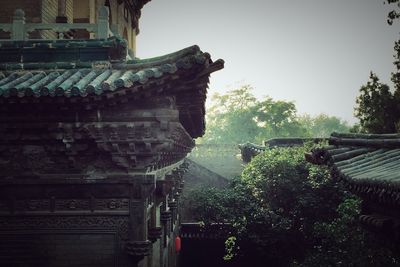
[186,145,400,266]
[299,114,350,137]
[385,0,400,25]
[354,72,399,133]
[185,185,252,224]
[254,98,307,137]
[353,9,400,133]
[187,145,343,265]
[236,146,347,265]
[224,236,237,261]
[203,85,262,144]
[201,85,350,143]
[297,198,399,267]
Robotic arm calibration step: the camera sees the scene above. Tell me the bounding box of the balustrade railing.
[0,6,112,40]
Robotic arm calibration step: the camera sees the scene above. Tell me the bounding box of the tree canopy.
[200,85,349,144]
[385,0,400,25]
[298,114,349,138]
[186,145,399,266]
[184,2,400,265]
[353,1,400,133]
[354,72,399,133]
[353,38,400,133]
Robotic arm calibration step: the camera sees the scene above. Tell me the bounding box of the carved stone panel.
[0,215,131,267]
[0,198,131,214]
[55,199,91,211]
[0,216,129,242]
[97,198,130,211]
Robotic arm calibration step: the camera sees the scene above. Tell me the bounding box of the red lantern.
[175,236,181,253]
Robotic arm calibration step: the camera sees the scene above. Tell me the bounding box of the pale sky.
[137,0,400,124]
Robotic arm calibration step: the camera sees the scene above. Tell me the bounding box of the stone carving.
[0,145,56,175]
[148,227,162,243]
[124,240,152,257]
[0,116,195,176]
[56,199,90,210]
[97,199,129,211]
[16,199,50,211]
[0,216,129,241]
[0,198,131,213]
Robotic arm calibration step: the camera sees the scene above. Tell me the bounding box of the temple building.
[0,1,223,266]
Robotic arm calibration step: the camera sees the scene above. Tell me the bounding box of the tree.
[385,0,400,25]
[187,145,346,265]
[186,145,400,266]
[255,98,308,137]
[299,114,350,138]
[202,85,352,144]
[235,145,346,265]
[353,1,400,133]
[297,198,399,267]
[354,72,398,133]
[202,85,262,144]
[201,85,310,144]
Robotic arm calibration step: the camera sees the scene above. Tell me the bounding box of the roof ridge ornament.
[92,61,111,70]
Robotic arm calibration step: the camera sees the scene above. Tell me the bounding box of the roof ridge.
[114,45,203,70]
[331,132,400,139]
[329,132,400,148]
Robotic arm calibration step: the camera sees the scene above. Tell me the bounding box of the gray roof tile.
[0,45,223,99]
[0,43,224,138]
[307,132,400,203]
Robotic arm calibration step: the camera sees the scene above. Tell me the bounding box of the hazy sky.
[137,0,399,124]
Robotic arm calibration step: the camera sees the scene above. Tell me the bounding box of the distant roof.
[238,142,266,163]
[306,132,400,203]
[0,37,224,138]
[238,138,323,163]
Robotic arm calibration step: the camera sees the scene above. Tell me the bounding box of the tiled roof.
[0,45,222,98]
[238,142,266,163]
[264,137,323,147]
[0,38,224,138]
[306,132,400,203]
